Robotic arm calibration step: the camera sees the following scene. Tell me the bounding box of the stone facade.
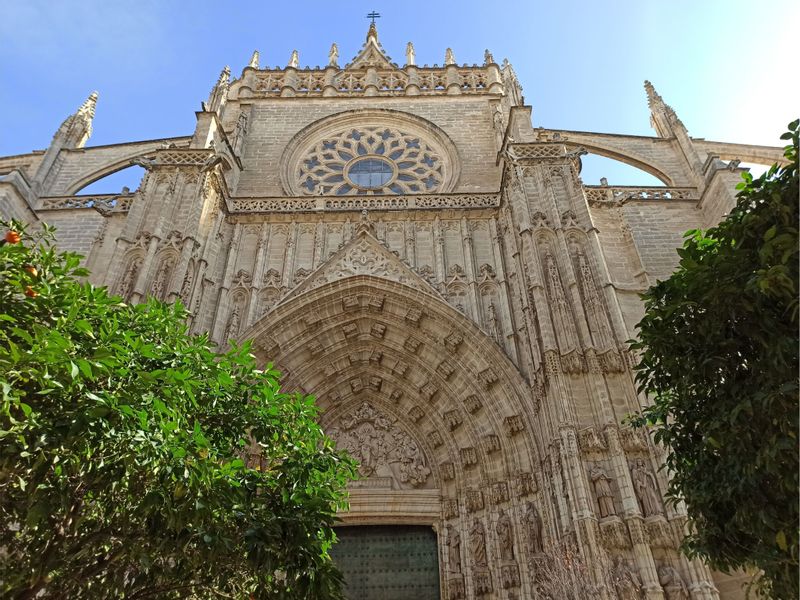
[0,25,785,600]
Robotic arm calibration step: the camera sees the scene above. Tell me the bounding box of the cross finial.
[366,11,381,24]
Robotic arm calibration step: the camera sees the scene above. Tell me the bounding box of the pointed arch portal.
[240,268,541,597]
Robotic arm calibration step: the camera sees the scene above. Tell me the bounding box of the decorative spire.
[366,21,378,43]
[644,80,685,137]
[53,91,98,149]
[78,91,98,120]
[405,42,416,66]
[248,50,259,69]
[288,50,299,68]
[204,66,230,113]
[328,43,339,67]
[444,48,456,66]
[644,80,659,108]
[345,20,395,69]
[484,49,495,65]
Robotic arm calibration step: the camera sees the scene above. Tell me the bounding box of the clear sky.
[0,0,797,189]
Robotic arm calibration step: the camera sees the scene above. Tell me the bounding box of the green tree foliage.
[630,121,799,599]
[0,222,356,599]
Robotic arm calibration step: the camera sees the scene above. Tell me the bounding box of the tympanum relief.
[326,401,433,490]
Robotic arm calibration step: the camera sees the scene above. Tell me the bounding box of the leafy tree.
[630,121,799,598]
[0,222,356,599]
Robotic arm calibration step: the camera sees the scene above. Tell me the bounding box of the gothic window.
[296,126,445,196]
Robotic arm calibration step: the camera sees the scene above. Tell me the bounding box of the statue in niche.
[118,256,142,299]
[611,556,643,600]
[150,257,174,300]
[658,565,689,600]
[328,43,338,67]
[470,520,488,567]
[179,263,194,303]
[590,465,617,518]
[630,458,663,517]
[224,302,242,341]
[496,509,515,561]
[405,42,416,66]
[447,525,462,573]
[523,502,544,554]
[486,301,502,343]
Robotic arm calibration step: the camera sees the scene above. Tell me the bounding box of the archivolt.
[239,275,542,500]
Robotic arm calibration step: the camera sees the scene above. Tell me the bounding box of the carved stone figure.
[118,256,142,300]
[590,465,617,518]
[445,48,456,65]
[447,525,462,573]
[470,520,487,567]
[328,43,338,67]
[150,256,174,300]
[179,262,195,303]
[484,49,495,64]
[405,41,415,65]
[611,556,643,600]
[496,510,515,561]
[523,503,543,554]
[658,565,689,600]
[224,302,242,341]
[288,49,299,68]
[631,458,663,517]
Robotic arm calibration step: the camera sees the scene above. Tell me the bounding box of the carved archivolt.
[326,401,433,489]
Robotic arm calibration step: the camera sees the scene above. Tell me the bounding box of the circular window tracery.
[297,126,446,196]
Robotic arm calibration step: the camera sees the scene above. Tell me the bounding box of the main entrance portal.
[331,525,440,600]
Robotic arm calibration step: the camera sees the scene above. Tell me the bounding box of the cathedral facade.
[0,24,784,600]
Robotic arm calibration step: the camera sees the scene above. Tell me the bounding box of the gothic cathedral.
[0,23,784,600]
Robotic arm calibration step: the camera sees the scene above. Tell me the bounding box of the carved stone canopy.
[326,401,433,490]
[282,227,444,304]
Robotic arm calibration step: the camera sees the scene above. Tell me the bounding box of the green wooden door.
[331,525,441,600]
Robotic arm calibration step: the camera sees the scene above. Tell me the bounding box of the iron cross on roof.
[366,11,381,24]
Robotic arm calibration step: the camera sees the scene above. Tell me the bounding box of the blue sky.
[0,0,797,189]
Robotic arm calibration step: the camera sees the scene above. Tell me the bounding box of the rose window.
[297,127,445,195]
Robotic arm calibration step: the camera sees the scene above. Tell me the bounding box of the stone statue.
[590,465,617,518]
[523,502,543,554]
[658,565,689,600]
[447,525,462,573]
[612,556,643,600]
[444,48,456,65]
[288,49,299,68]
[405,42,416,66]
[631,458,663,517]
[179,263,194,303]
[328,43,338,67]
[150,257,174,300]
[470,520,487,566]
[484,49,495,64]
[118,256,142,299]
[224,303,241,341]
[248,50,259,69]
[496,509,515,561]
